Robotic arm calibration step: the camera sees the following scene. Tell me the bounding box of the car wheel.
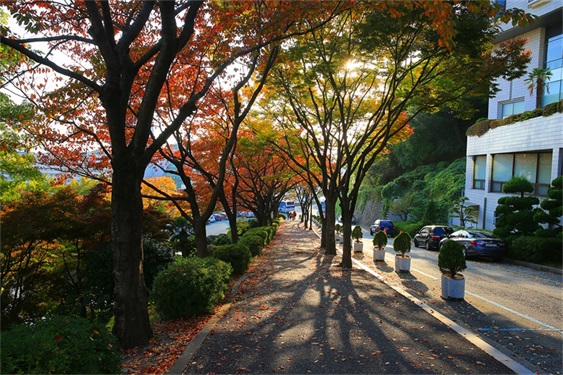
[413,239,419,248]
[462,246,468,258]
[425,241,431,250]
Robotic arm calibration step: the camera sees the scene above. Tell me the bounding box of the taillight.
[470,241,478,246]
[431,236,440,241]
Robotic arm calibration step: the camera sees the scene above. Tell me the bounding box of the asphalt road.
[354,231,563,375]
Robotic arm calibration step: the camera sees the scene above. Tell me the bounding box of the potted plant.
[352,225,364,252]
[438,240,467,300]
[372,230,387,262]
[393,231,412,272]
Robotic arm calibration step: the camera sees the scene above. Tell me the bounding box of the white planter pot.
[441,274,465,300]
[440,275,449,299]
[373,248,386,262]
[394,255,411,273]
[354,242,364,253]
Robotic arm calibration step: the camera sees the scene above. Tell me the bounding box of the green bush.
[212,243,252,275]
[372,230,387,250]
[393,232,412,257]
[438,241,466,278]
[394,221,422,237]
[465,119,491,137]
[244,227,270,245]
[239,234,264,257]
[209,233,232,246]
[151,257,232,320]
[352,225,363,242]
[1,315,121,374]
[543,99,563,116]
[510,236,563,264]
[143,237,175,291]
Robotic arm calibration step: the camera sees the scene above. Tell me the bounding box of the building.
[464,0,562,230]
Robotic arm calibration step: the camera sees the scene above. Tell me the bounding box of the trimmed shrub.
[152,257,232,320]
[210,233,232,246]
[212,243,252,275]
[465,119,491,137]
[352,225,363,242]
[1,315,121,374]
[372,230,388,250]
[438,241,466,278]
[239,234,264,257]
[245,227,270,245]
[393,232,412,257]
[519,108,543,120]
[510,236,563,264]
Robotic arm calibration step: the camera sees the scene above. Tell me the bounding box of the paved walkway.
[171,221,522,374]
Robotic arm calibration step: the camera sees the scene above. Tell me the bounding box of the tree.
[450,196,478,228]
[234,124,299,226]
[389,193,417,222]
[494,176,541,239]
[525,68,553,109]
[263,1,531,267]
[1,1,348,347]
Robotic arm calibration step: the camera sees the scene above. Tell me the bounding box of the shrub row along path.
[173,221,517,374]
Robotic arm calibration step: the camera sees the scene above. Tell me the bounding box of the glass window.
[538,153,552,184]
[543,80,562,107]
[546,35,562,65]
[544,34,563,106]
[473,155,486,190]
[514,153,537,183]
[501,101,525,118]
[492,154,513,192]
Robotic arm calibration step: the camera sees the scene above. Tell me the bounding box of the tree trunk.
[340,213,353,268]
[194,218,209,258]
[111,161,152,349]
[324,198,337,255]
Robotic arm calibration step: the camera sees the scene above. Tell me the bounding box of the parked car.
[413,225,453,250]
[369,219,395,236]
[439,230,506,261]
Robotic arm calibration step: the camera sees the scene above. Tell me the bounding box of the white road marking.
[465,291,562,332]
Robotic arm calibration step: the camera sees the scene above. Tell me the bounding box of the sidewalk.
[171,221,522,374]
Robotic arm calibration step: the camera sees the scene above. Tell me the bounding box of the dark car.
[413,225,453,250]
[439,230,506,261]
[369,219,396,236]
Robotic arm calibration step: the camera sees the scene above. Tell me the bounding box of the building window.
[501,100,525,118]
[473,155,486,190]
[491,152,553,196]
[544,33,563,106]
[536,153,553,196]
[491,154,513,192]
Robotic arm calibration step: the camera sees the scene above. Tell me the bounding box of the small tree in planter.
[438,240,467,300]
[393,231,412,272]
[352,225,364,252]
[372,230,387,262]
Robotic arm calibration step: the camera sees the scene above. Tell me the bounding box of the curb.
[166,274,248,375]
[506,258,562,275]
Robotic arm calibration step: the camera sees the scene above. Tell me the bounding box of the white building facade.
[464,0,562,230]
